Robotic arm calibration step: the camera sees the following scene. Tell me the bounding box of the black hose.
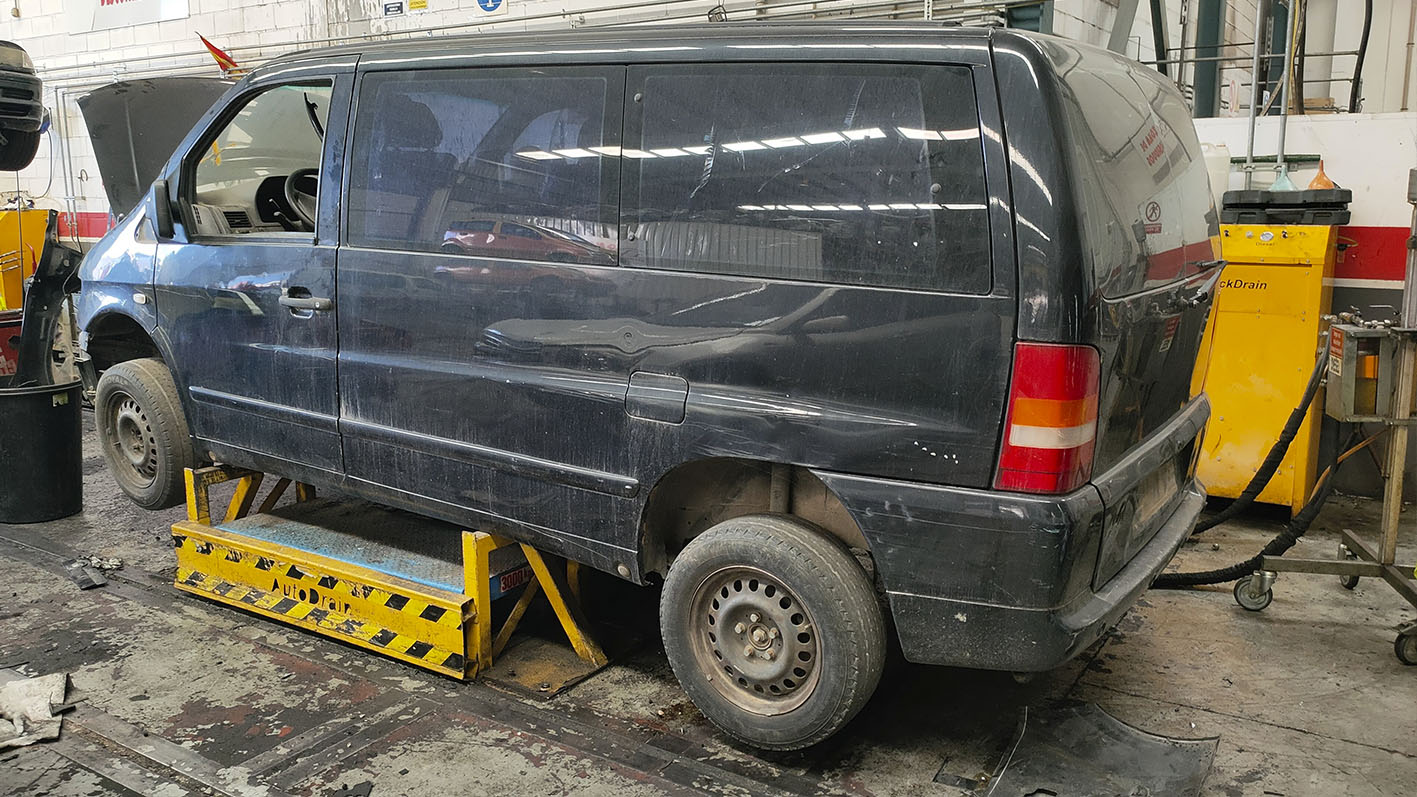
[1349,0,1373,113]
[1192,344,1329,534]
[1153,427,1354,589]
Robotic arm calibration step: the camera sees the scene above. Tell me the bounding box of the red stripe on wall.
[1336,225,1409,282]
[57,211,115,240]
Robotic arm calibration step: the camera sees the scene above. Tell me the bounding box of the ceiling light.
[843,128,885,141]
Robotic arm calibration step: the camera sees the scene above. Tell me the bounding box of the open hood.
[78,77,233,215]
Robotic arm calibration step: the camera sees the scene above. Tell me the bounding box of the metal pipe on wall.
[1403,0,1417,111]
[1244,0,1268,189]
[1273,0,1299,182]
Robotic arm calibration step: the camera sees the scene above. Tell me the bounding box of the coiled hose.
[1191,345,1330,534]
[1154,427,1385,588]
[1153,427,1350,588]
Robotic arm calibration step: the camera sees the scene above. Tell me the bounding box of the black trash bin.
[0,380,83,523]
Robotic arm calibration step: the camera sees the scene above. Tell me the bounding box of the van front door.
[155,63,353,476]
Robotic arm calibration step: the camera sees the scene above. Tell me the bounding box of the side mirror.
[150,178,175,240]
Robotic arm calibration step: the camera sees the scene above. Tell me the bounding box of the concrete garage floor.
[2,419,1416,796]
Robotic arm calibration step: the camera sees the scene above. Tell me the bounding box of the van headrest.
[381,93,444,149]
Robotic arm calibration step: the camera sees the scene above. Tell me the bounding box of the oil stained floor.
[1,419,1415,796]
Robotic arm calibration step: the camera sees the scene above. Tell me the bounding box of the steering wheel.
[283,167,320,230]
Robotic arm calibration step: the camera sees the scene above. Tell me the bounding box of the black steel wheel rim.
[106,390,158,488]
[688,565,821,716]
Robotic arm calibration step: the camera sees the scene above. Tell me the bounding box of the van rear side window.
[623,63,990,293]
[346,68,620,265]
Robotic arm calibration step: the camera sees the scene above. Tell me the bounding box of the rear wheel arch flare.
[637,457,871,579]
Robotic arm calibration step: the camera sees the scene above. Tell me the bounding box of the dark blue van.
[77,24,1219,749]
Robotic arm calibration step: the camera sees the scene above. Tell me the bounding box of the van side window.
[189,83,332,237]
[347,68,618,266]
[623,64,990,293]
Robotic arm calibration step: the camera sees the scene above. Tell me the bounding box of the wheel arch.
[637,457,871,580]
[83,311,167,374]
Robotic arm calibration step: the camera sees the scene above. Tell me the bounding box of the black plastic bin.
[0,380,83,523]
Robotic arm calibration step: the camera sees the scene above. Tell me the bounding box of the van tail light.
[994,342,1101,494]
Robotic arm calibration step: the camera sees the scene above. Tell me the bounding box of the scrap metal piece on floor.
[0,670,68,749]
[62,559,107,590]
[170,465,609,689]
[982,703,1217,797]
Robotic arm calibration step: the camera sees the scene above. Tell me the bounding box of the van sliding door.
[336,65,637,566]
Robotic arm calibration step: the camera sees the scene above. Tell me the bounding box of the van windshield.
[1043,41,1218,298]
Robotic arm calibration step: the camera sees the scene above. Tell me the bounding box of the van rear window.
[622,63,991,294]
[1042,42,1217,298]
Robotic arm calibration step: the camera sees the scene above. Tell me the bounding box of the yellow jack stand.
[172,466,607,683]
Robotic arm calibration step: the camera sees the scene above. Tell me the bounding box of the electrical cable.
[1350,0,1373,113]
[1191,343,1329,534]
[1153,426,1367,589]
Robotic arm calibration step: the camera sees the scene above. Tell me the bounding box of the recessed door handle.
[279,290,333,312]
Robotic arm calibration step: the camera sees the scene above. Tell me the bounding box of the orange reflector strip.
[1009,396,1098,429]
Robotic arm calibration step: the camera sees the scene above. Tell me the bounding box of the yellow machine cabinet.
[0,209,51,310]
[1195,224,1336,513]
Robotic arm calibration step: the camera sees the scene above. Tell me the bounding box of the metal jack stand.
[172,465,610,686]
[1232,171,1417,665]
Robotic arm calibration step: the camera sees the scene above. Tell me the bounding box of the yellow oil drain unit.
[0,209,51,311]
[1195,223,1336,512]
[172,465,608,684]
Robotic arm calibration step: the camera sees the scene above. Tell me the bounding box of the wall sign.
[476,0,507,16]
[383,0,404,14]
[68,0,189,33]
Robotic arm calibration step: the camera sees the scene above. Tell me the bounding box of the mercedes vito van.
[78,23,1220,750]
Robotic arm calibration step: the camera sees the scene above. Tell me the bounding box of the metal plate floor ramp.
[172,465,607,685]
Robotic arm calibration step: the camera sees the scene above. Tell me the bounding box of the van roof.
[259,21,1015,72]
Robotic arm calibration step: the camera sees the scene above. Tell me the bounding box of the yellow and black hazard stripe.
[172,526,472,679]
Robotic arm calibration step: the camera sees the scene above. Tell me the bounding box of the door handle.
[279,288,333,312]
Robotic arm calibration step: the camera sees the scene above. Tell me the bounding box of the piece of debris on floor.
[331,781,374,797]
[0,671,69,749]
[62,560,107,589]
[983,703,1218,797]
[78,555,123,571]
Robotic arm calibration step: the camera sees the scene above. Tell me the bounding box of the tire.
[95,358,197,509]
[1396,631,1417,666]
[659,514,885,751]
[1233,576,1274,612]
[0,128,41,171]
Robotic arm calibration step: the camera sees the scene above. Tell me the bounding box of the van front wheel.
[95,358,197,510]
[660,514,885,751]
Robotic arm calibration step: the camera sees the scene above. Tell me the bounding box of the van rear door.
[1010,37,1221,584]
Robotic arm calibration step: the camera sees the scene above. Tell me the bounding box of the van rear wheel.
[95,358,197,510]
[660,514,885,751]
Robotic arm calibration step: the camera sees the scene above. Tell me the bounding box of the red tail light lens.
[994,342,1101,494]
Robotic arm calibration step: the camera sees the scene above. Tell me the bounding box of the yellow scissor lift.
[171,466,609,690]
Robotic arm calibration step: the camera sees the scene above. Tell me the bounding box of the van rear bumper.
[813,397,1208,672]
[883,485,1203,670]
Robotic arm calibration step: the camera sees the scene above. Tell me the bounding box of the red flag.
[198,33,239,75]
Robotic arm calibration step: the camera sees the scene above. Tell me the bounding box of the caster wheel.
[1339,546,1360,590]
[1234,576,1273,612]
[1396,632,1417,666]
